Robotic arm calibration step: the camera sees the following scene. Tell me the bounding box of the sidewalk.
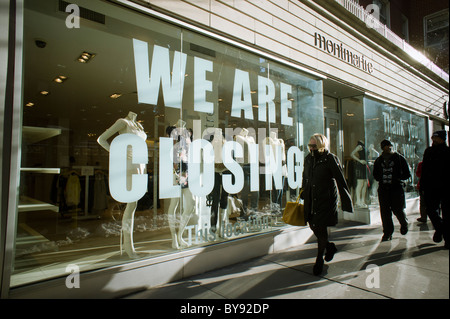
[123,211,449,299]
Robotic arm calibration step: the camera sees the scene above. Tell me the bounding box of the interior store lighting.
[54,75,68,83]
[110,93,122,99]
[77,51,96,63]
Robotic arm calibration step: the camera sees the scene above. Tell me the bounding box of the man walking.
[373,139,411,241]
[420,130,449,249]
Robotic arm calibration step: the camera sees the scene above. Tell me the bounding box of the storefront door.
[325,110,343,163]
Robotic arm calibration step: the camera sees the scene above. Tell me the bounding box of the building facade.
[1,0,448,298]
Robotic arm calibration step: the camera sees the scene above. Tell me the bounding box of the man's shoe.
[417,218,427,223]
[381,234,392,241]
[400,224,408,235]
[313,258,324,276]
[433,231,443,243]
[324,243,337,262]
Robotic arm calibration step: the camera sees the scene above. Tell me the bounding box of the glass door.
[324,96,343,163]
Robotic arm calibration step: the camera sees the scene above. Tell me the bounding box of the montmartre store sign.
[314,32,374,74]
[108,39,305,204]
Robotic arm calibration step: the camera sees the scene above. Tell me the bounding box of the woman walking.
[301,133,353,275]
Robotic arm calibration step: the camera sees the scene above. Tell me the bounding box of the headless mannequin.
[209,129,228,237]
[97,111,146,258]
[351,141,368,208]
[167,120,195,249]
[265,131,288,208]
[235,128,258,213]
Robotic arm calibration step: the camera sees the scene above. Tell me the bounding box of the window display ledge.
[8,226,313,299]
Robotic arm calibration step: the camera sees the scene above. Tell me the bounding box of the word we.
[133,39,294,125]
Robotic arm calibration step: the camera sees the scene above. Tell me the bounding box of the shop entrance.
[324,96,343,163]
[324,111,342,163]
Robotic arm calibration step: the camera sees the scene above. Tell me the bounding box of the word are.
[133,39,293,125]
[314,32,374,74]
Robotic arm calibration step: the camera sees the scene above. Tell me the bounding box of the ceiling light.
[54,75,68,83]
[40,90,49,95]
[110,93,122,99]
[26,102,34,107]
[77,51,96,63]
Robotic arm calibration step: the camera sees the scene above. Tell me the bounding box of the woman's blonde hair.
[310,133,329,152]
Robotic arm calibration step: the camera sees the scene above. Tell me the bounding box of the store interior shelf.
[18,196,59,213]
[20,168,61,174]
[22,126,61,144]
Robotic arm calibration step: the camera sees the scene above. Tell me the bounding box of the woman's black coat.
[301,150,353,227]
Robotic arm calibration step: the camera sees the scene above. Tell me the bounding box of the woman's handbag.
[282,191,306,226]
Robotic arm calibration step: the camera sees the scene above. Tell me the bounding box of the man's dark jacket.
[420,143,450,200]
[373,152,411,186]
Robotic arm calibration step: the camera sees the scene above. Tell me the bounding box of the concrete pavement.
[122,210,449,299]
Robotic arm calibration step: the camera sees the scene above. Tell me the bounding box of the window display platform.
[9,222,313,299]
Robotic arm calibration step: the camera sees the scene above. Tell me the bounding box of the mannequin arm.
[97,119,126,152]
[350,145,366,164]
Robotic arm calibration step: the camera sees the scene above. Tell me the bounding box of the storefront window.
[14,0,323,287]
[363,97,427,199]
[342,96,368,207]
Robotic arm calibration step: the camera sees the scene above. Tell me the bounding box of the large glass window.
[15,0,323,287]
[341,96,426,209]
[363,97,427,199]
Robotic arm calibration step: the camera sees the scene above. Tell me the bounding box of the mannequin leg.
[356,180,367,208]
[210,173,221,233]
[168,197,180,249]
[361,182,368,207]
[122,201,138,258]
[217,208,228,238]
[178,188,195,248]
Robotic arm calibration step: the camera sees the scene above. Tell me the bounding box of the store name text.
[314,32,374,74]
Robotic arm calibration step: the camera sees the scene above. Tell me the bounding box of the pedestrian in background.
[420,130,449,249]
[373,139,411,241]
[300,133,353,276]
[415,161,427,224]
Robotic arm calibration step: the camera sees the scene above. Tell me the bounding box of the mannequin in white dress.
[167,120,196,249]
[264,130,287,208]
[97,111,146,258]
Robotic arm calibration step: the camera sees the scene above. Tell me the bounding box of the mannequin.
[264,131,287,209]
[351,140,368,208]
[167,121,196,249]
[97,111,146,258]
[208,129,229,237]
[235,128,258,214]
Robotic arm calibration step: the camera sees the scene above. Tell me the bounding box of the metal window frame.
[1,0,24,299]
[0,0,327,297]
